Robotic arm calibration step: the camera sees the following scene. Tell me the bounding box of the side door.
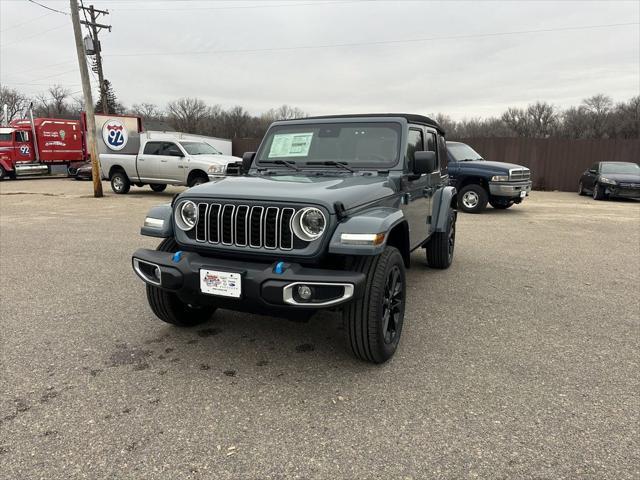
[583,162,599,190]
[136,141,164,181]
[157,142,186,183]
[401,126,432,249]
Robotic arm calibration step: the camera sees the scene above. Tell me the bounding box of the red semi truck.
[0,111,142,179]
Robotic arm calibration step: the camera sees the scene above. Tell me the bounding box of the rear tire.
[458,184,488,213]
[489,199,514,209]
[343,246,406,364]
[150,184,167,192]
[110,170,131,194]
[146,238,216,327]
[425,208,456,269]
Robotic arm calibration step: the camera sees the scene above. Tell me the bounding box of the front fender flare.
[140,204,174,238]
[328,207,405,256]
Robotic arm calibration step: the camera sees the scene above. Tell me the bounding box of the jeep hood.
[185,174,395,211]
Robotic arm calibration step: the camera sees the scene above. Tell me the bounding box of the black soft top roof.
[295,113,444,134]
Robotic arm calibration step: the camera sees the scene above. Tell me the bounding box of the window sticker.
[268,132,313,158]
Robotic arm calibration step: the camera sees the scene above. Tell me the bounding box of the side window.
[437,135,448,174]
[15,131,29,142]
[162,142,182,156]
[143,141,163,155]
[406,128,424,171]
[426,131,439,171]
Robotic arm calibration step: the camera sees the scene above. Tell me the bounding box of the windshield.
[601,162,640,175]
[447,142,483,161]
[256,122,401,168]
[179,141,220,155]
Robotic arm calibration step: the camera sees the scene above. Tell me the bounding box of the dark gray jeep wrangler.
[132,114,457,363]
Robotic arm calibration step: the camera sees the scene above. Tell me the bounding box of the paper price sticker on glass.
[268,132,313,158]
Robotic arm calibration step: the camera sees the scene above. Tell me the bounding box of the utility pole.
[79,3,111,114]
[70,0,103,197]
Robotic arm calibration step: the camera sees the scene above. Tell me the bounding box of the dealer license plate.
[520,190,527,198]
[200,269,241,298]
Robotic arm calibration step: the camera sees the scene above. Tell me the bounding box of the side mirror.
[242,151,256,173]
[413,151,437,175]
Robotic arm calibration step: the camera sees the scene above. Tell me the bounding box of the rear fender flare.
[431,186,457,233]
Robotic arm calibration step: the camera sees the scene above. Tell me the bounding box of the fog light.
[297,285,312,301]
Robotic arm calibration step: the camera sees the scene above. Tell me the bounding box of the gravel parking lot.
[1,179,638,479]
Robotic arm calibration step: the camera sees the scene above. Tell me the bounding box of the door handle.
[161,159,168,163]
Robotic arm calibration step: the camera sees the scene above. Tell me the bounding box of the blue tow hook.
[172,251,183,263]
[274,261,285,274]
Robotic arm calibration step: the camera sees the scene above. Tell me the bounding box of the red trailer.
[0,111,142,179]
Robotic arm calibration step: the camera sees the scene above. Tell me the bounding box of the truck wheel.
[110,171,131,194]
[150,184,167,192]
[458,184,488,213]
[592,183,606,200]
[188,173,208,187]
[343,246,406,364]
[425,208,456,269]
[489,199,514,209]
[146,238,216,327]
[0,165,5,180]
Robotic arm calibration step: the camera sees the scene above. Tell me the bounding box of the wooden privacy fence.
[458,137,640,192]
[233,137,640,192]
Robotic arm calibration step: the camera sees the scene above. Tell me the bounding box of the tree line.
[1,84,637,140]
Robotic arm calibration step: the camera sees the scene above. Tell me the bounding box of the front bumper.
[489,181,532,198]
[132,248,366,312]
[603,185,640,199]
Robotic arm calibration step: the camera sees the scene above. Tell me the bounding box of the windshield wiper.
[307,160,355,172]
[260,160,301,171]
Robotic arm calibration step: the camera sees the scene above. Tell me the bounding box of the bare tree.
[33,85,74,117]
[0,86,29,122]
[166,97,208,133]
[501,107,530,136]
[582,94,613,138]
[130,102,164,120]
[526,101,558,137]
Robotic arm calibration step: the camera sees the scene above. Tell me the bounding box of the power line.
[1,24,68,48]
[112,0,364,12]
[105,21,640,58]
[0,12,53,33]
[6,60,78,78]
[25,0,69,15]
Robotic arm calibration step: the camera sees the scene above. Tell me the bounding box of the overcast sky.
[1,0,638,119]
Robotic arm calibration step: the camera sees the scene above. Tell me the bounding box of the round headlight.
[176,200,198,231]
[293,207,326,241]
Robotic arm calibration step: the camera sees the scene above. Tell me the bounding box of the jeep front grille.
[196,203,295,250]
[509,168,531,181]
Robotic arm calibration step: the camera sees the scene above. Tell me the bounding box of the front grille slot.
[193,203,300,250]
[509,168,531,181]
[196,203,208,242]
[208,204,221,243]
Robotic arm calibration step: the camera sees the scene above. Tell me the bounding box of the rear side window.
[143,141,164,155]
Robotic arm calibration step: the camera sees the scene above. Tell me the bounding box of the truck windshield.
[179,142,220,155]
[600,162,640,174]
[448,143,484,161]
[256,122,401,169]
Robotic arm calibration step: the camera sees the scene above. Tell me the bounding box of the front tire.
[425,208,456,269]
[110,170,131,194]
[458,184,488,213]
[593,183,606,200]
[578,181,585,196]
[146,238,216,327]
[343,246,406,364]
[188,173,208,188]
[150,183,167,192]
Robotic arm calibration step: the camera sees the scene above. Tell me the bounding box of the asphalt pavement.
[1,179,638,479]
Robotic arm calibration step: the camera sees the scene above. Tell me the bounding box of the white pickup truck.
[100,132,241,194]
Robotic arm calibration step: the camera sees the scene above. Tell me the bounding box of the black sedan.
[578,162,640,200]
[69,163,93,180]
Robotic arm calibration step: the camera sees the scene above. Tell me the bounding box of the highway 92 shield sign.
[102,120,128,151]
